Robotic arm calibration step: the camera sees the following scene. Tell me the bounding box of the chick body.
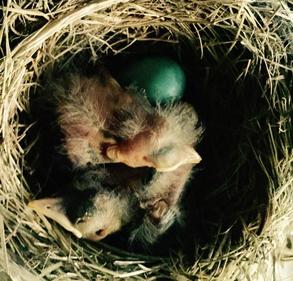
[70,163,194,245]
[28,166,140,241]
[130,163,194,245]
[52,68,202,171]
[28,162,193,245]
[54,70,142,166]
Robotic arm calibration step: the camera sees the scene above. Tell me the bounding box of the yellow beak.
[28,198,83,238]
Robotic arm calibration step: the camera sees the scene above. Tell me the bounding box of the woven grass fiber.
[0,0,292,280]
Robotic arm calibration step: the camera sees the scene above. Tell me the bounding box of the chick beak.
[155,147,202,172]
[188,148,202,164]
[28,198,83,238]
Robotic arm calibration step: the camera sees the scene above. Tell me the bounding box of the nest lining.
[0,0,292,280]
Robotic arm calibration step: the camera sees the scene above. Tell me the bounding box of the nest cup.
[1,1,292,280]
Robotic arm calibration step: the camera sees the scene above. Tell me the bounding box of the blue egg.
[118,56,186,104]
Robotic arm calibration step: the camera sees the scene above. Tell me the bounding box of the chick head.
[28,189,133,241]
[106,102,203,172]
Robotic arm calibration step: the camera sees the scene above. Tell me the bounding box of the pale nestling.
[28,166,141,241]
[51,68,202,171]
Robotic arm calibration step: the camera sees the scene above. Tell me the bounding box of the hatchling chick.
[106,102,203,172]
[28,163,194,245]
[65,164,193,246]
[69,162,195,246]
[52,67,202,171]
[28,168,139,241]
[130,163,194,246]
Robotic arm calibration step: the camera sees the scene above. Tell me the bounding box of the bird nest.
[0,0,292,280]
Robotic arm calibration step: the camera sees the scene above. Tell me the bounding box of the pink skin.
[106,130,157,168]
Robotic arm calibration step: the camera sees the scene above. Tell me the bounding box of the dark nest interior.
[24,36,271,261]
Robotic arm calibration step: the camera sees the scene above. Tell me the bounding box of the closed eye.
[154,146,173,156]
[95,229,105,236]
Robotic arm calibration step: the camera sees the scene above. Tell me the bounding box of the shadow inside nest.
[22,38,271,264]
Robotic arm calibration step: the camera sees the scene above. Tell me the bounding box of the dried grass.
[0,0,292,280]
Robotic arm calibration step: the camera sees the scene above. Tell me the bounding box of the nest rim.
[0,0,292,280]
